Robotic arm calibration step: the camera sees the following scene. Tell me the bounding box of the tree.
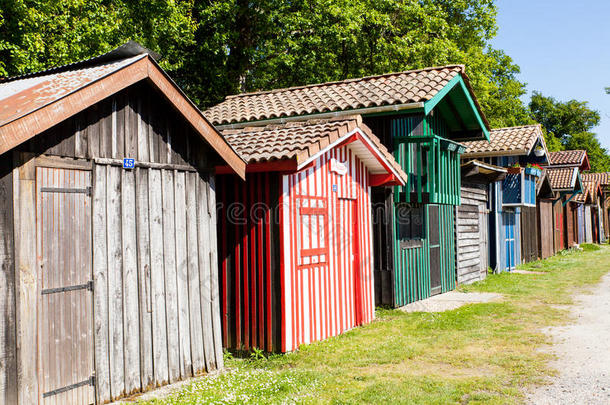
[529,92,609,171]
[0,0,530,127]
[0,0,196,77]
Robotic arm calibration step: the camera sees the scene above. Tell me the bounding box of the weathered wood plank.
[148,169,169,386]
[174,171,192,378]
[92,164,111,403]
[0,158,17,405]
[161,169,180,382]
[185,172,205,374]
[13,153,38,405]
[207,176,223,369]
[136,97,150,162]
[135,168,154,390]
[121,169,141,394]
[196,174,215,371]
[106,165,125,400]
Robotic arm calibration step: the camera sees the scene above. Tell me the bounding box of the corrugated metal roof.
[0,55,145,127]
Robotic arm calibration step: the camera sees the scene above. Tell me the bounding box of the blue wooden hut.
[461,125,548,272]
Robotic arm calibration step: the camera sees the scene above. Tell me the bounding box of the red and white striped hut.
[215,116,407,352]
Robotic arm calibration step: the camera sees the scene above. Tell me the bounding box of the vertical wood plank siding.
[218,146,376,353]
[93,165,221,402]
[520,206,538,263]
[281,147,375,352]
[537,200,554,259]
[8,81,224,404]
[457,183,489,284]
[366,113,459,308]
[0,155,17,404]
[217,172,282,353]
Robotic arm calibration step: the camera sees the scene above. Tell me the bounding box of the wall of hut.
[537,199,555,259]
[3,82,224,404]
[456,182,489,284]
[520,206,538,263]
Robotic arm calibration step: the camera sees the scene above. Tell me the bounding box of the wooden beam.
[370,174,401,186]
[215,159,298,174]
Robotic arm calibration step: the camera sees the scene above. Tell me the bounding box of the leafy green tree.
[529,92,609,171]
[0,0,195,76]
[0,0,529,127]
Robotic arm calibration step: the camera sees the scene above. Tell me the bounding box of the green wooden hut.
[206,65,490,308]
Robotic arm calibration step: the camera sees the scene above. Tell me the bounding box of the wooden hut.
[579,179,603,243]
[461,125,548,272]
[582,173,610,242]
[544,150,590,249]
[213,117,407,352]
[0,42,246,404]
[206,65,491,309]
[457,160,506,284]
[536,170,556,259]
[545,167,584,250]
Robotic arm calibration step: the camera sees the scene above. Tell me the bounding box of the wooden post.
[13,152,38,405]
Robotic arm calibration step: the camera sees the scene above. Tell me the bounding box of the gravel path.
[527,272,610,404]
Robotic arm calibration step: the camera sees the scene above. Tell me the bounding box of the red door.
[351,200,363,326]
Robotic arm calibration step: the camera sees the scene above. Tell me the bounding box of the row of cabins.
[0,42,608,404]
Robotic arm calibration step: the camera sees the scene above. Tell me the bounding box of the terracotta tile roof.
[547,167,578,191]
[221,115,407,182]
[461,124,547,158]
[572,184,590,203]
[0,55,145,127]
[581,172,610,186]
[206,65,488,128]
[581,180,602,203]
[548,150,587,167]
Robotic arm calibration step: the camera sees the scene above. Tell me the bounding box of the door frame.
[35,160,95,404]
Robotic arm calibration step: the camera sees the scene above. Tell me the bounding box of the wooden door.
[503,211,516,271]
[428,205,442,296]
[37,167,94,405]
[351,200,363,326]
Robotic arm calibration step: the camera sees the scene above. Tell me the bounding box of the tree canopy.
[529,92,610,172]
[0,0,607,171]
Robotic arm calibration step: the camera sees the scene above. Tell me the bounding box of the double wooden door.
[37,167,95,404]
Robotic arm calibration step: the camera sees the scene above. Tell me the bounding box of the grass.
[140,246,610,405]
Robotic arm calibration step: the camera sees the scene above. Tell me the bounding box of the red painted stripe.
[250,176,258,349]
[265,173,272,352]
[242,183,250,349]
[221,177,228,347]
[234,180,241,348]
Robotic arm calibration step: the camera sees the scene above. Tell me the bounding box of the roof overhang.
[217,127,407,187]
[0,54,246,179]
[424,75,490,142]
[297,127,407,186]
[461,159,507,183]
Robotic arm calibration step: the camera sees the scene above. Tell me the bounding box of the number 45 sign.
[123,158,135,169]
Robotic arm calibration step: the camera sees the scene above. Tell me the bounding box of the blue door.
[504,211,516,271]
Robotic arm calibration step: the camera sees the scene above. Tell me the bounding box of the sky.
[492,0,610,148]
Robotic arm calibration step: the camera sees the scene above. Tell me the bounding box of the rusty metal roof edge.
[0,41,159,83]
[1,53,148,129]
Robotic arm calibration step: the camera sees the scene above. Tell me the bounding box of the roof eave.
[214,102,425,130]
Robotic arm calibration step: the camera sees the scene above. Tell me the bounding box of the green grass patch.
[580,243,601,251]
[140,246,610,405]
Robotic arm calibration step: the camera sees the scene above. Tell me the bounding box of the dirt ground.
[527,272,610,404]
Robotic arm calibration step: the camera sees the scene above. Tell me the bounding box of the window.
[396,203,425,248]
[297,198,329,266]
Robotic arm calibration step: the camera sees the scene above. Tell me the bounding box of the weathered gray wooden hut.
[0,42,245,404]
[457,160,506,284]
